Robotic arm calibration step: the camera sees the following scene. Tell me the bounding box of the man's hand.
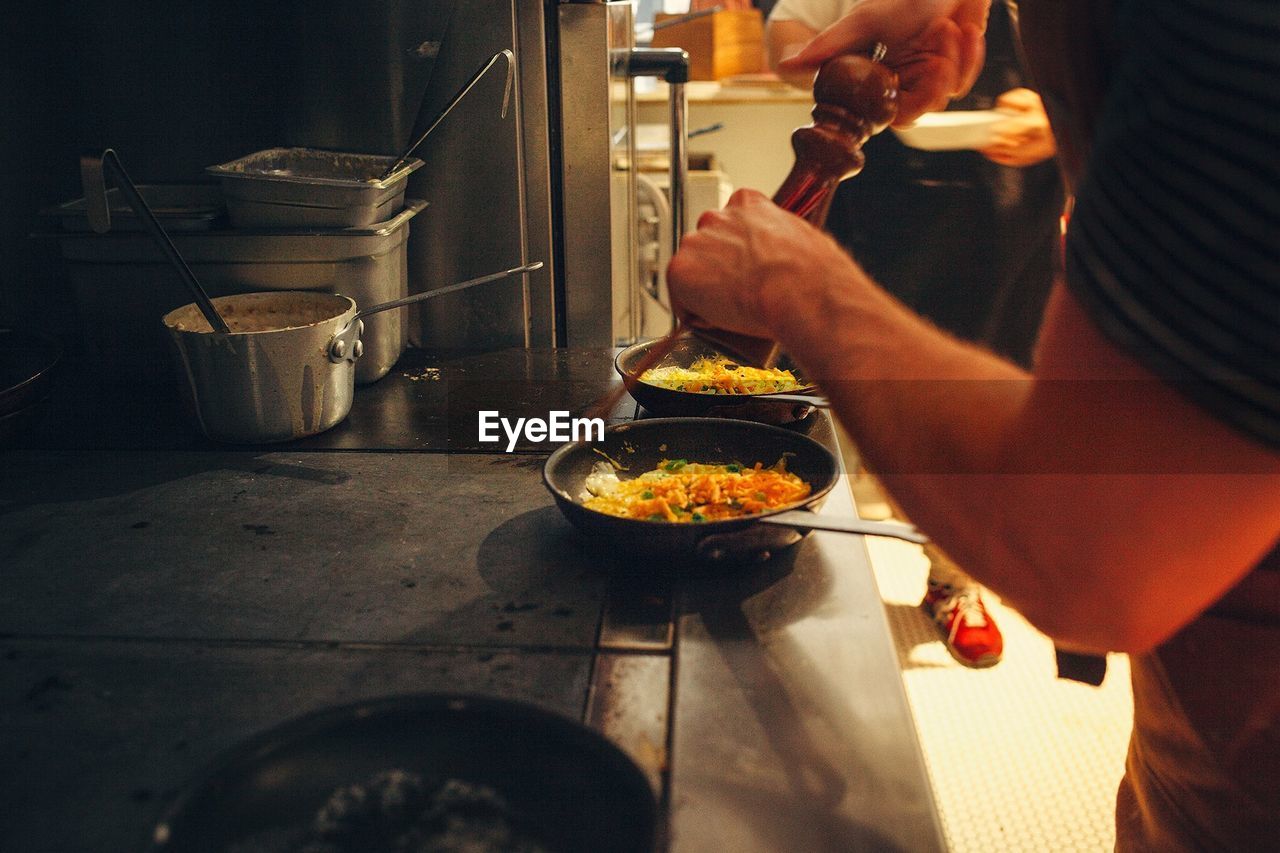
[778,0,990,124]
[666,189,863,339]
[980,88,1057,167]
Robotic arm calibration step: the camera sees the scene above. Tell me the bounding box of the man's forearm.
[758,257,1043,615]
[760,273,1280,653]
[762,257,1030,475]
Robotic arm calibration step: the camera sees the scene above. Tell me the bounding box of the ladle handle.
[354,262,543,324]
[381,49,516,181]
[759,510,928,545]
[328,262,543,365]
[82,150,231,335]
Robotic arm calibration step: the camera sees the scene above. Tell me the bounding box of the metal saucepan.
[149,693,656,853]
[615,336,829,425]
[163,263,541,444]
[543,418,924,564]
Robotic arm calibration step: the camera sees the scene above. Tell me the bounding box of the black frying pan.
[149,694,655,853]
[0,328,61,417]
[543,418,924,564]
[615,337,827,425]
[0,328,61,442]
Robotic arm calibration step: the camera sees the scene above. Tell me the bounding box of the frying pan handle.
[758,393,829,408]
[759,511,928,545]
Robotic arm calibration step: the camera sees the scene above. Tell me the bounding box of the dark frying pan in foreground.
[149,694,655,853]
[543,418,924,564]
[615,336,826,425]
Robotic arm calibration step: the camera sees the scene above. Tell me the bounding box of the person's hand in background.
[778,0,989,124]
[767,18,821,90]
[980,87,1056,167]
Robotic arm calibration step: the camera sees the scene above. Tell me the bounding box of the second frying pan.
[615,337,827,425]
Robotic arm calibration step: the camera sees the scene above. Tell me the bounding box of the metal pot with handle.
[162,263,542,444]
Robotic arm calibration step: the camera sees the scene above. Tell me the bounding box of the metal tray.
[46,195,427,385]
[207,147,424,228]
[44,184,225,232]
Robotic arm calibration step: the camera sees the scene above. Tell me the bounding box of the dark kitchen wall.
[0,0,451,346]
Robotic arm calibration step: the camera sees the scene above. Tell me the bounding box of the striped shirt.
[1064,0,1280,448]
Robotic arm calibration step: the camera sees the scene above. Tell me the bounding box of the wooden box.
[650,9,766,81]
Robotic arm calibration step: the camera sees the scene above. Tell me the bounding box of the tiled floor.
[848,463,1135,852]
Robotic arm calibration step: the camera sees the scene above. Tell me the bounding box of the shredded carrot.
[582,459,810,523]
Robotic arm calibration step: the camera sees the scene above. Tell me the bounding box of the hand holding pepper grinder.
[690,53,899,367]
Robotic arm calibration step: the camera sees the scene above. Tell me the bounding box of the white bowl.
[892,110,1007,151]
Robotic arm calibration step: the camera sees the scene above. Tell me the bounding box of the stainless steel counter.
[0,348,942,852]
[669,478,943,851]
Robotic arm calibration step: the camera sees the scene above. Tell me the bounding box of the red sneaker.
[922,583,1004,668]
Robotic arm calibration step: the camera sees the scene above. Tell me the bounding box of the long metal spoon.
[81,149,231,334]
[379,49,516,182]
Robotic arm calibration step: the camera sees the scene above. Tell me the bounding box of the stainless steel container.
[207,148,424,228]
[162,292,357,443]
[50,197,425,385]
[46,184,224,232]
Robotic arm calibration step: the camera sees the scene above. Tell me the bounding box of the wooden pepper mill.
[694,54,899,366]
[600,55,898,417]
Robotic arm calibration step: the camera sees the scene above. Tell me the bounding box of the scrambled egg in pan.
[640,357,804,395]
